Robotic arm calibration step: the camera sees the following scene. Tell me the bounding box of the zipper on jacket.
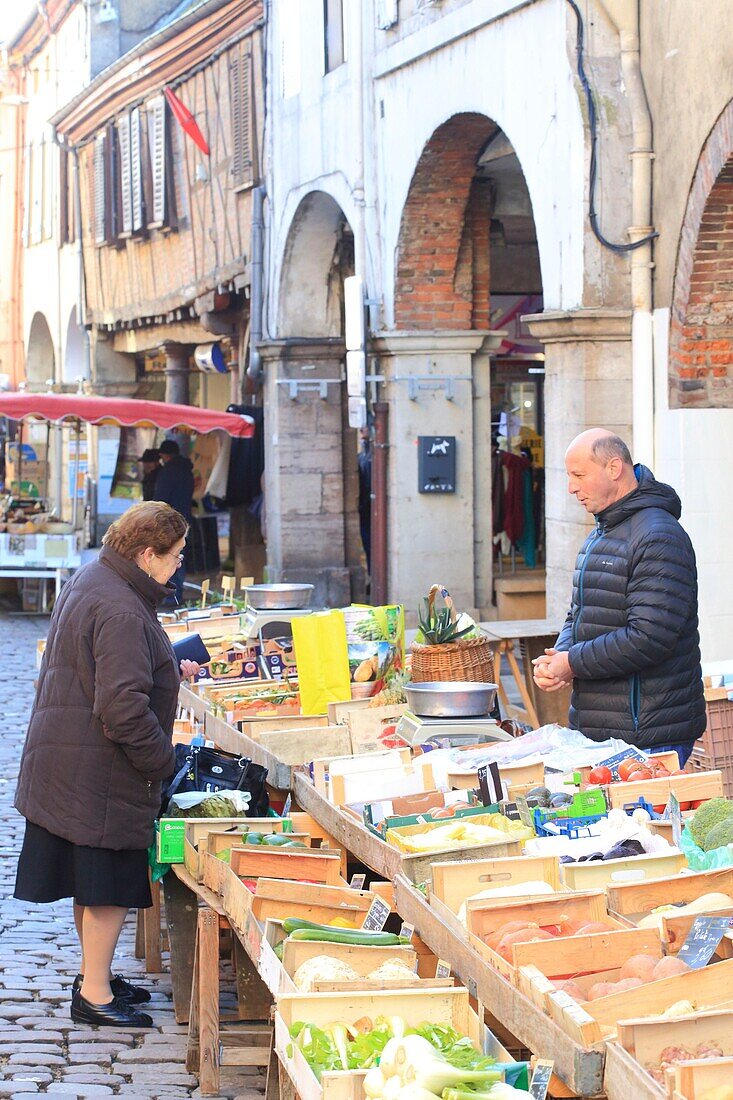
[629,672,641,732]
[572,523,602,644]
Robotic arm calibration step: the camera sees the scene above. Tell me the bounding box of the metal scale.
[241,606,313,641]
[396,710,513,748]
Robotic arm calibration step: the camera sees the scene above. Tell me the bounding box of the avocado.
[263,833,290,846]
[245,832,264,845]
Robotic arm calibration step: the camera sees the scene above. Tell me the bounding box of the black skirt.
[14,820,153,909]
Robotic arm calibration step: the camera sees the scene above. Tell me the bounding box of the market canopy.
[0,393,255,438]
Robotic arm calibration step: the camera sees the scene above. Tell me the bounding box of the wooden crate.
[202,849,231,895]
[447,756,545,792]
[275,987,480,1100]
[345,703,409,754]
[616,1007,733,1069]
[561,850,687,891]
[401,835,523,889]
[574,751,681,790]
[280,939,419,993]
[431,854,563,915]
[675,1056,733,1099]
[466,890,625,981]
[605,771,723,810]
[318,748,435,807]
[551,957,733,1046]
[182,819,300,882]
[229,845,344,885]
[606,868,733,918]
[256,725,352,763]
[516,926,663,989]
[250,879,374,926]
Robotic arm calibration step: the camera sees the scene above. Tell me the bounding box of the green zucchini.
[281,917,326,934]
[288,927,403,946]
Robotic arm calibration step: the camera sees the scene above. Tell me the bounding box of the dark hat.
[158,439,180,456]
[139,448,160,463]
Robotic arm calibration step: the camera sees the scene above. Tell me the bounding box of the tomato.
[431,806,456,819]
[626,766,653,782]
[679,801,692,812]
[653,804,666,814]
[618,759,643,781]
[689,799,703,809]
[588,766,613,786]
[650,763,670,777]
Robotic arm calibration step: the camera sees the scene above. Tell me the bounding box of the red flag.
[164,86,210,156]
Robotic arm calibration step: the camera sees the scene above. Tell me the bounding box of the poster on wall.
[110,428,154,502]
[67,437,89,500]
[97,435,127,516]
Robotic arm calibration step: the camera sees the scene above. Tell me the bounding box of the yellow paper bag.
[292,610,351,716]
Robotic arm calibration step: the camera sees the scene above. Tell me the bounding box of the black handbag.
[161,743,269,817]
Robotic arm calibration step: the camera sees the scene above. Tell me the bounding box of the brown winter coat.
[15,545,179,849]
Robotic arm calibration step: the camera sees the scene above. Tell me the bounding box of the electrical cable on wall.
[566,0,658,254]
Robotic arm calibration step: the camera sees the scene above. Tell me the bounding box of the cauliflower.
[702,817,733,852]
[367,960,417,982]
[293,955,360,992]
[689,798,733,848]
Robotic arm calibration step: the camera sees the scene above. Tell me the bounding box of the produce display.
[688,798,733,850]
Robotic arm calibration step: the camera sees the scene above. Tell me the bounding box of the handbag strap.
[165,751,195,803]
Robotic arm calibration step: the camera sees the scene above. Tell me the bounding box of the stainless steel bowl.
[243,583,314,610]
[404,681,498,718]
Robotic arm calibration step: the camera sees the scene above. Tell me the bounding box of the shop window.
[230,40,255,190]
[323,0,345,72]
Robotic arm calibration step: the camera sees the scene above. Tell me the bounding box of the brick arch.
[394,112,500,330]
[670,100,733,408]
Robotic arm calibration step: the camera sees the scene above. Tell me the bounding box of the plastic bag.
[680,825,733,870]
[292,610,351,715]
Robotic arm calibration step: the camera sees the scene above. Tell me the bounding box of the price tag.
[515,795,535,829]
[200,578,210,609]
[282,794,292,818]
[399,922,415,942]
[416,815,428,824]
[529,1059,554,1100]
[677,915,731,969]
[666,792,682,847]
[477,762,502,806]
[435,958,452,979]
[362,896,391,932]
[349,873,367,891]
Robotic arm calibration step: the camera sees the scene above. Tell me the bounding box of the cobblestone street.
[0,615,265,1100]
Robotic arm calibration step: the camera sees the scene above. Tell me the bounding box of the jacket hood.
[99,544,177,607]
[597,464,682,528]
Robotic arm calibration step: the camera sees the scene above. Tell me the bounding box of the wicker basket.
[410,584,495,684]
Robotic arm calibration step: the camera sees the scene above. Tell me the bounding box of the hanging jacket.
[500,451,529,544]
[153,455,194,522]
[555,465,706,748]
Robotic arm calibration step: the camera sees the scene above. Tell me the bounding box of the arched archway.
[63,307,88,384]
[670,100,733,408]
[277,191,355,337]
[25,312,55,386]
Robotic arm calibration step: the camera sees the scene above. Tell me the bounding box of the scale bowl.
[405,681,498,718]
[243,583,314,610]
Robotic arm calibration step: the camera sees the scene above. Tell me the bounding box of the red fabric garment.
[500,451,530,544]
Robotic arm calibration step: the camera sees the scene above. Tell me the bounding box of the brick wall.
[394,113,496,330]
[670,103,733,408]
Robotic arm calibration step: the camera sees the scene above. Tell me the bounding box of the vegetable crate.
[674,1055,733,1099]
[386,820,524,887]
[548,956,733,1047]
[275,987,481,1100]
[229,844,344,885]
[429,854,564,942]
[250,879,375,928]
[605,770,724,811]
[605,867,733,956]
[465,889,627,982]
[183,820,308,883]
[605,1008,733,1100]
[560,850,687,891]
[446,756,545,793]
[280,939,419,993]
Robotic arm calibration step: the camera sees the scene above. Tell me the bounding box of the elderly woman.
[14,501,199,1028]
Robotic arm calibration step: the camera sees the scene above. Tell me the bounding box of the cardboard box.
[156,819,186,863]
[5,442,48,498]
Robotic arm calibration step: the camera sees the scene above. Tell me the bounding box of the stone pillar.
[373,331,501,619]
[163,343,191,407]
[259,339,355,608]
[523,309,633,621]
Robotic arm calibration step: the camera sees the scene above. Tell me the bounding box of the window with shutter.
[130,107,145,233]
[59,146,69,244]
[22,144,31,246]
[147,95,167,227]
[93,133,106,245]
[230,41,255,190]
[42,134,54,241]
[116,113,133,236]
[31,138,44,245]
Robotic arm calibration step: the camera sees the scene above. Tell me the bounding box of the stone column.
[258,339,354,608]
[373,331,501,619]
[163,343,191,407]
[523,308,633,621]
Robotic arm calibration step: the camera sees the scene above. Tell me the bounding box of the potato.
[619,954,659,982]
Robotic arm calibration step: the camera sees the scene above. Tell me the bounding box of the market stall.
[148,586,733,1100]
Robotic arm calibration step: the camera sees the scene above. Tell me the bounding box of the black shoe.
[70,990,153,1028]
[72,973,151,1004]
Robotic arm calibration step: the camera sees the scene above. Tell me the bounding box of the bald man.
[533,430,705,764]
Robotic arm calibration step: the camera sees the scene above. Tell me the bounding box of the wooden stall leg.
[144,875,163,973]
[134,908,145,960]
[186,926,201,1074]
[265,1038,280,1100]
[233,934,271,1021]
[198,908,221,1097]
[278,1060,297,1100]
[504,640,540,729]
[163,868,199,1024]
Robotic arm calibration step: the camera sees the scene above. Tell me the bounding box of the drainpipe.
[246,184,266,381]
[371,402,388,605]
[599,0,655,467]
[351,0,367,282]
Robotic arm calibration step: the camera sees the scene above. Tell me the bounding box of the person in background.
[358,425,372,575]
[138,448,161,501]
[152,439,194,603]
[533,429,705,768]
[14,502,200,1027]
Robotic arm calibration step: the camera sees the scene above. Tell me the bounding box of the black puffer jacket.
[555,466,706,748]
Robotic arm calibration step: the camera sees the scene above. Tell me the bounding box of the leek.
[328,1023,350,1071]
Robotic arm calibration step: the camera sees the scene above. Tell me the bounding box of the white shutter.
[22,144,31,246]
[31,138,43,244]
[42,134,54,240]
[116,113,133,234]
[147,95,166,227]
[376,0,398,29]
[93,133,106,245]
[130,107,144,233]
[230,42,254,189]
